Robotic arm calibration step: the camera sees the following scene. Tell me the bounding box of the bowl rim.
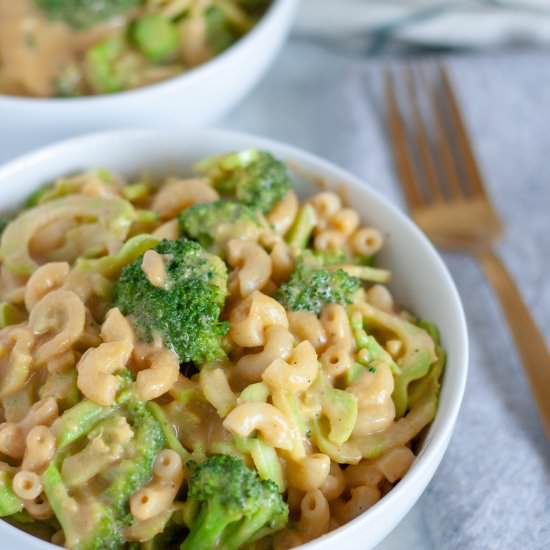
[0,128,469,549]
[0,0,293,106]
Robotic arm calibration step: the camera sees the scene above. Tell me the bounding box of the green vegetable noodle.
[0,472,23,517]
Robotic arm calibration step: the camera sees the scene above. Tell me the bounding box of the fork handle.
[477,248,550,436]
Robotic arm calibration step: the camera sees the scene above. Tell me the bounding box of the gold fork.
[385,65,550,437]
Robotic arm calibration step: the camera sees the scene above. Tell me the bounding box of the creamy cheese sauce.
[0,0,123,96]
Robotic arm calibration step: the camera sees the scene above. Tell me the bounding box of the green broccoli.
[285,205,316,250]
[276,255,361,315]
[113,239,229,365]
[204,4,241,53]
[0,471,23,517]
[43,395,165,550]
[35,0,141,29]
[103,400,165,518]
[197,150,292,214]
[132,14,180,62]
[178,199,264,254]
[43,462,123,550]
[0,218,8,237]
[181,455,288,550]
[84,36,134,94]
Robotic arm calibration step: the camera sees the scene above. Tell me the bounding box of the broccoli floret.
[113,239,228,365]
[132,14,180,62]
[198,150,292,214]
[276,255,361,315]
[35,0,141,29]
[84,36,135,94]
[181,455,288,550]
[178,199,264,254]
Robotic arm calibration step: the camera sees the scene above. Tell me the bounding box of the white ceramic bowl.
[0,129,468,550]
[0,0,296,160]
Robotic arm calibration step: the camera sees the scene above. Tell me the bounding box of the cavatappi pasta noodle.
[0,0,271,98]
[0,149,445,550]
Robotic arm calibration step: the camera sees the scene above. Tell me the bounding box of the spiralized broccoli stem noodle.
[0,149,445,550]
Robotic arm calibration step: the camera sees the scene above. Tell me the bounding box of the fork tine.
[423,67,464,200]
[384,70,424,210]
[439,65,487,198]
[405,67,444,203]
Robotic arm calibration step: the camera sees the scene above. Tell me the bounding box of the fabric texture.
[296,0,550,50]
[222,40,550,549]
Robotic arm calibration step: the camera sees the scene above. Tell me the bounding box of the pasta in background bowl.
[0,0,296,160]
[1,0,273,98]
[0,129,468,550]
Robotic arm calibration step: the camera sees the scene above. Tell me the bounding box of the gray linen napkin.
[222,41,550,549]
[295,0,550,50]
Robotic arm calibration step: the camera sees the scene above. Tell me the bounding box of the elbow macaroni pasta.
[141,250,168,289]
[0,397,58,458]
[321,304,354,349]
[227,239,272,297]
[24,262,70,312]
[262,341,318,393]
[21,426,56,472]
[152,178,218,219]
[286,454,331,492]
[349,364,396,438]
[233,325,294,386]
[130,450,184,521]
[12,470,43,501]
[76,307,136,405]
[224,402,294,451]
[136,348,179,401]
[287,310,327,351]
[76,341,130,406]
[298,489,331,543]
[268,191,299,235]
[270,241,294,284]
[229,291,288,347]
